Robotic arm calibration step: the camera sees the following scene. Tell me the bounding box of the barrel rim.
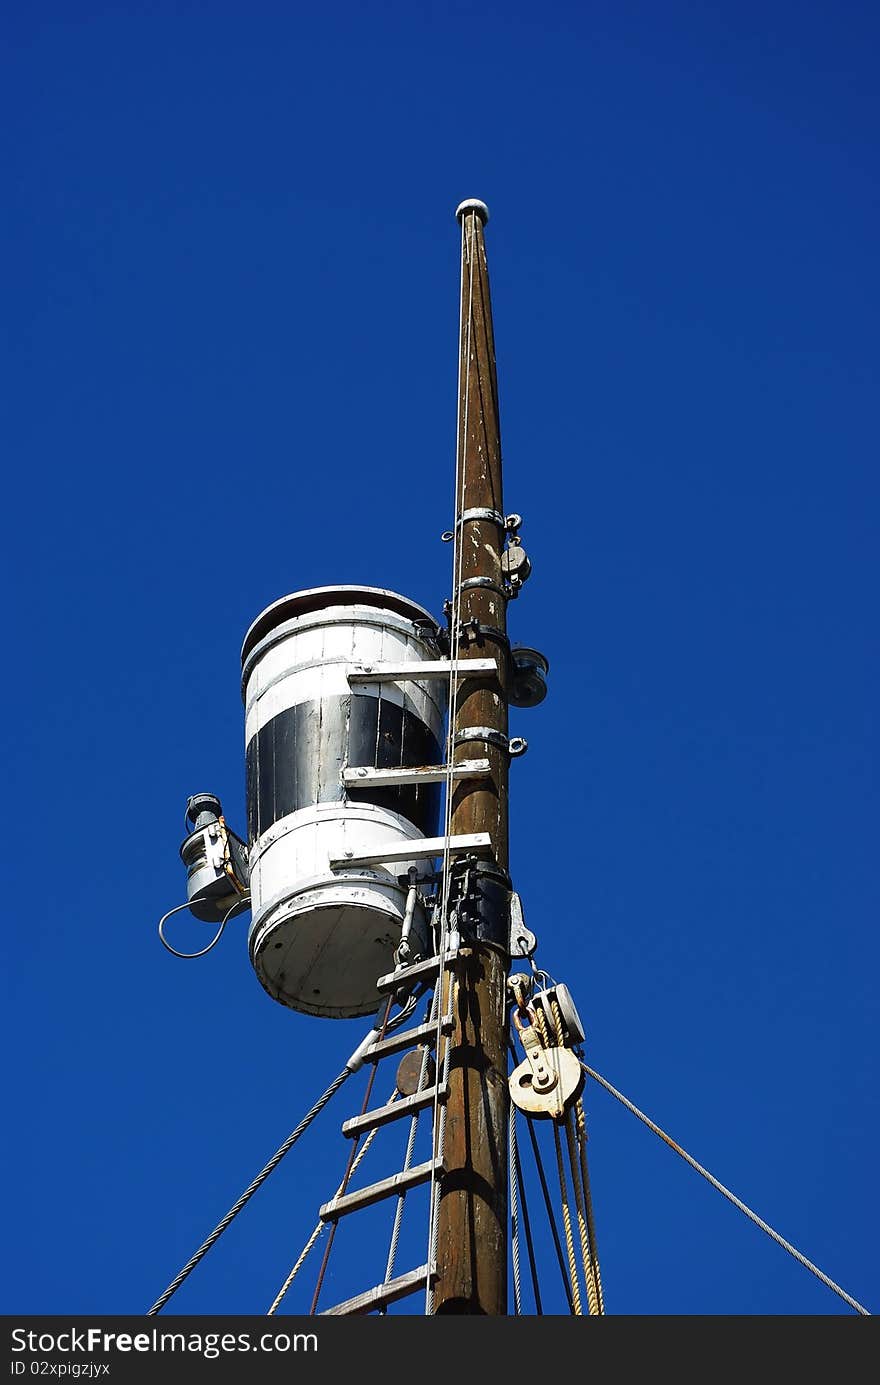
[240,586,441,666]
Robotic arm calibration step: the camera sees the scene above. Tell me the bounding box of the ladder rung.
[363,1014,453,1063]
[342,1081,449,1138]
[347,660,498,683]
[342,759,490,788]
[376,949,459,995]
[319,1158,444,1222]
[329,832,493,870]
[320,1263,437,1315]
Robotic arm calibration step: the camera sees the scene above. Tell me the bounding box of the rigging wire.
[580,1060,872,1317]
[146,1065,352,1314]
[425,202,477,1314]
[512,1114,544,1315]
[267,1121,386,1315]
[384,997,439,1289]
[509,1100,523,1314]
[308,997,396,1315]
[508,1039,575,1312]
[547,992,602,1314]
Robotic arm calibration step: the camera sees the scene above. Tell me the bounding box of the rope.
[564,1111,600,1315]
[267,1124,384,1315]
[548,994,601,1315]
[425,204,478,1313]
[580,1060,871,1317]
[532,999,552,1050]
[146,1066,352,1314]
[576,1099,605,1313]
[509,1101,523,1314]
[552,1119,582,1315]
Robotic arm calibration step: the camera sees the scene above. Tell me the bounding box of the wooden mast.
[433,199,510,1315]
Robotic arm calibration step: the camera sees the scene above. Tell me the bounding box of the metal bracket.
[509,891,537,960]
[441,508,506,541]
[454,727,528,758]
[456,576,510,601]
[457,507,506,527]
[446,857,512,954]
[456,620,511,657]
[343,764,493,786]
[347,658,498,683]
[454,726,509,753]
[343,759,491,788]
[329,833,494,870]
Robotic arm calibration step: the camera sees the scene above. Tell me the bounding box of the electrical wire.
[157,894,250,960]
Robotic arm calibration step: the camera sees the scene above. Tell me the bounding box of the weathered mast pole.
[434,199,510,1315]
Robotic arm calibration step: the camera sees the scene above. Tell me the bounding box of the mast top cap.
[455,198,490,225]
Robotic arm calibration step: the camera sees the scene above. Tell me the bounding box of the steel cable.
[147,1066,352,1314]
[384,1010,437,1287]
[267,1124,383,1315]
[425,204,477,1313]
[309,998,395,1314]
[580,1060,871,1316]
[512,1114,543,1314]
[509,1037,574,1311]
[550,996,600,1315]
[509,1100,522,1314]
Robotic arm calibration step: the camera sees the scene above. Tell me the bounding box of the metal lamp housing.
[179,823,243,924]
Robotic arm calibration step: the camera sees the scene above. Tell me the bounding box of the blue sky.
[2,1,877,1317]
